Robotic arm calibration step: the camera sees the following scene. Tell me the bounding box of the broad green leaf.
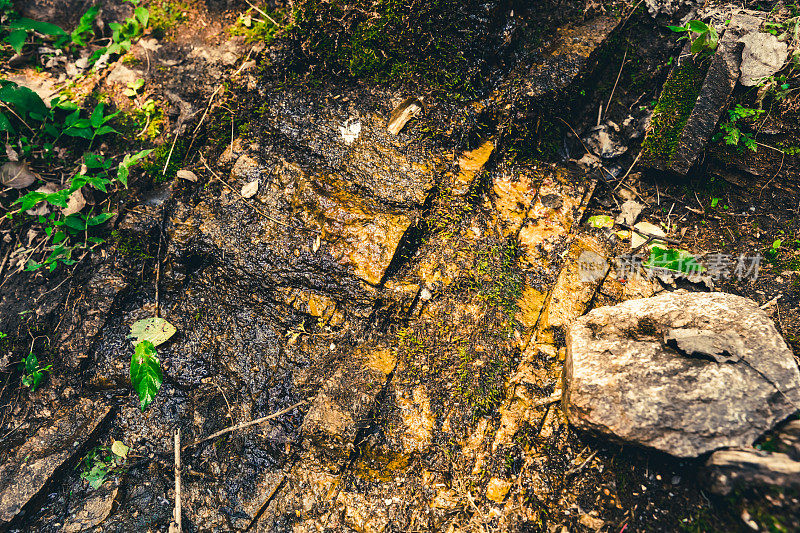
[4,29,27,54]
[129,317,176,346]
[94,125,118,136]
[687,20,709,33]
[666,25,689,33]
[12,191,47,212]
[135,6,149,28]
[64,127,93,139]
[644,246,706,275]
[587,215,614,228]
[71,5,100,46]
[84,152,110,169]
[87,212,114,226]
[24,260,43,271]
[0,83,48,119]
[63,214,87,231]
[45,189,70,208]
[130,340,163,411]
[90,103,105,129]
[0,111,13,133]
[82,465,108,489]
[111,440,129,458]
[9,18,67,36]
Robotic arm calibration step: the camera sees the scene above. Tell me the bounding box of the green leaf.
[83,175,111,193]
[644,246,706,275]
[130,340,163,411]
[12,191,47,212]
[710,198,720,208]
[24,260,43,271]
[84,152,110,169]
[117,149,153,188]
[90,103,105,129]
[4,29,28,54]
[134,6,149,28]
[64,127,93,139]
[82,464,108,489]
[0,83,48,119]
[86,212,114,226]
[666,25,689,33]
[64,214,87,231]
[128,317,176,346]
[9,18,67,36]
[94,124,118,136]
[23,352,38,375]
[71,5,100,46]
[687,20,710,33]
[45,189,70,208]
[0,112,13,133]
[587,215,614,228]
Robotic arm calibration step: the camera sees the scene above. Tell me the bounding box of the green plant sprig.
[667,20,719,57]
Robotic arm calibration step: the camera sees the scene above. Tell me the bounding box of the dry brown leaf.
[62,188,86,216]
[241,180,259,198]
[176,169,198,182]
[1,161,37,189]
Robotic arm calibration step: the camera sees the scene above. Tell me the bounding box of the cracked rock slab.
[301,344,397,462]
[564,291,800,457]
[0,398,113,525]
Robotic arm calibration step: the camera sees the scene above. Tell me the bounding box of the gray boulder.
[739,31,789,87]
[564,290,800,457]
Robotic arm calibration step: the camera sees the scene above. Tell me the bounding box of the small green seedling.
[128,317,175,411]
[124,79,145,97]
[766,239,782,261]
[667,20,719,57]
[80,440,129,489]
[19,353,52,392]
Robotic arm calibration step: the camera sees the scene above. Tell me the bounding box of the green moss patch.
[283,0,489,100]
[641,57,708,165]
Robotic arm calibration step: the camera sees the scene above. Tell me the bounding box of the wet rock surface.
[0,399,113,526]
[565,291,800,457]
[2,0,800,531]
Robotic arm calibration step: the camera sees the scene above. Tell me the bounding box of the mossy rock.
[640,56,708,169]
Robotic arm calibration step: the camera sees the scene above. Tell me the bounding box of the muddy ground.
[1,0,800,531]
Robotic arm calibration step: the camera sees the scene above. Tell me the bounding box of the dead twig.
[184,400,306,450]
[169,429,183,533]
[760,152,785,198]
[604,48,628,122]
[244,0,279,26]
